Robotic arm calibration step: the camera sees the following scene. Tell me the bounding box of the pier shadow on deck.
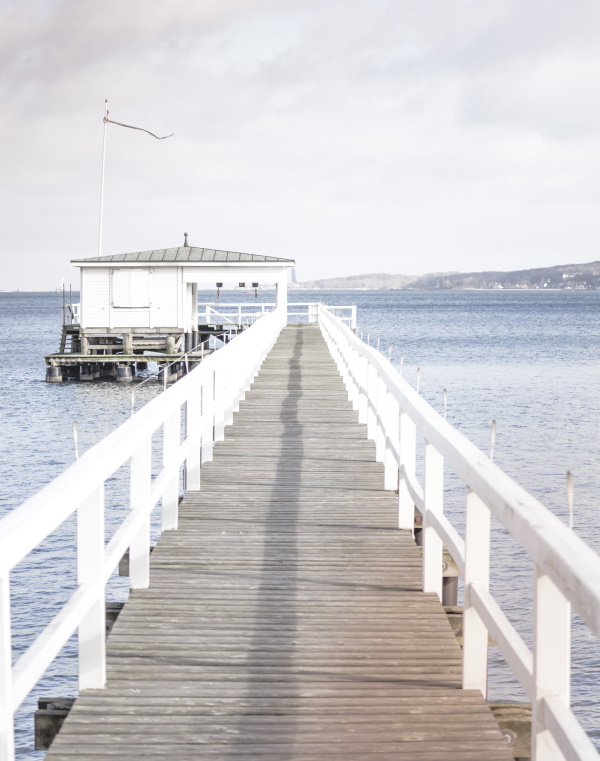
[45,324,513,761]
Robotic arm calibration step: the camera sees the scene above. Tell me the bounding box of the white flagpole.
[98,99,108,257]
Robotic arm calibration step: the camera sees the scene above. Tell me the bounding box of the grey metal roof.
[72,247,295,264]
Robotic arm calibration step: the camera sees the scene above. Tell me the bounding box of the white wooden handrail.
[0,307,286,761]
[198,302,357,329]
[63,302,357,330]
[318,302,600,761]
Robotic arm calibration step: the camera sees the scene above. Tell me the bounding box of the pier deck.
[45,324,512,760]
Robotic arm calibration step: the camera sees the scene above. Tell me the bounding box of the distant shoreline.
[298,260,600,291]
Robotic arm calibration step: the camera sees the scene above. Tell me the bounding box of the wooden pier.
[44,325,512,760]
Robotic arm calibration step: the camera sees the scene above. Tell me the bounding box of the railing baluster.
[349,347,360,411]
[398,411,416,530]
[462,488,491,696]
[223,351,234,427]
[214,365,225,442]
[231,344,242,413]
[186,387,202,493]
[375,375,386,463]
[163,408,182,529]
[129,440,152,589]
[384,391,399,490]
[357,356,368,425]
[422,440,443,600]
[201,376,214,463]
[366,365,377,441]
[533,570,571,761]
[0,574,14,761]
[77,485,106,690]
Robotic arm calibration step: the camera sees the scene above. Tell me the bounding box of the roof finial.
[183,232,189,247]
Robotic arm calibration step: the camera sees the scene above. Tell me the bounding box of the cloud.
[1,0,600,288]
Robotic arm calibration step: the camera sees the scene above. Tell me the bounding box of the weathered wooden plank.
[46,324,512,761]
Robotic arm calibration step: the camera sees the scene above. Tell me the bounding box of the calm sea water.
[1,288,600,756]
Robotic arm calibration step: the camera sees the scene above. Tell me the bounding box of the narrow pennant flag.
[104,111,174,139]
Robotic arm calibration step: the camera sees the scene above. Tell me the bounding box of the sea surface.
[1,288,600,756]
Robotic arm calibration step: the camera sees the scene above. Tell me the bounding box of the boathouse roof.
[72,247,295,265]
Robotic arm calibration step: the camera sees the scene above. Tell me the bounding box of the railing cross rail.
[0,307,287,761]
[318,303,600,761]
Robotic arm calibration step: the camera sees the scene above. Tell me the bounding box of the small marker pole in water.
[490,419,496,462]
[416,368,421,393]
[72,421,79,460]
[443,389,447,420]
[567,470,574,530]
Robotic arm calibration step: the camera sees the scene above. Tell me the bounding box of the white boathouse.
[46,238,295,381]
[73,239,294,347]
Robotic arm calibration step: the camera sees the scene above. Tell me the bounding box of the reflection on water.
[2,289,600,755]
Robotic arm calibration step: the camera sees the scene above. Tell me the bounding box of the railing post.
[129,440,152,589]
[462,488,491,697]
[201,376,214,463]
[345,341,355,399]
[185,386,202,493]
[223,352,234,427]
[0,575,14,761]
[398,411,416,530]
[366,364,377,442]
[214,365,225,442]
[77,485,106,690]
[532,569,571,761]
[162,407,181,530]
[375,375,386,463]
[422,440,443,600]
[357,355,368,425]
[349,347,359,411]
[384,392,399,490]
[237,343,248,400]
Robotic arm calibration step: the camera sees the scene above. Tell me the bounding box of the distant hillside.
[299,261,600,290]
[299,273,416,289]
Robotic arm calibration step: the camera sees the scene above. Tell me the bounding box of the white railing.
[0,307,286,761]
[62,302,80,326]
[318,303,600,761]
[63,302,357,331]
[200,303,357,330]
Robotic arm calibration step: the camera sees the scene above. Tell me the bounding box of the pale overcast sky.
[2,0,600,289]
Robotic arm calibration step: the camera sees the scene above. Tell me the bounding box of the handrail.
[318,302,600,761]
[63,302,357,330]
[0,307,287,761]
[198,302,357,329]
